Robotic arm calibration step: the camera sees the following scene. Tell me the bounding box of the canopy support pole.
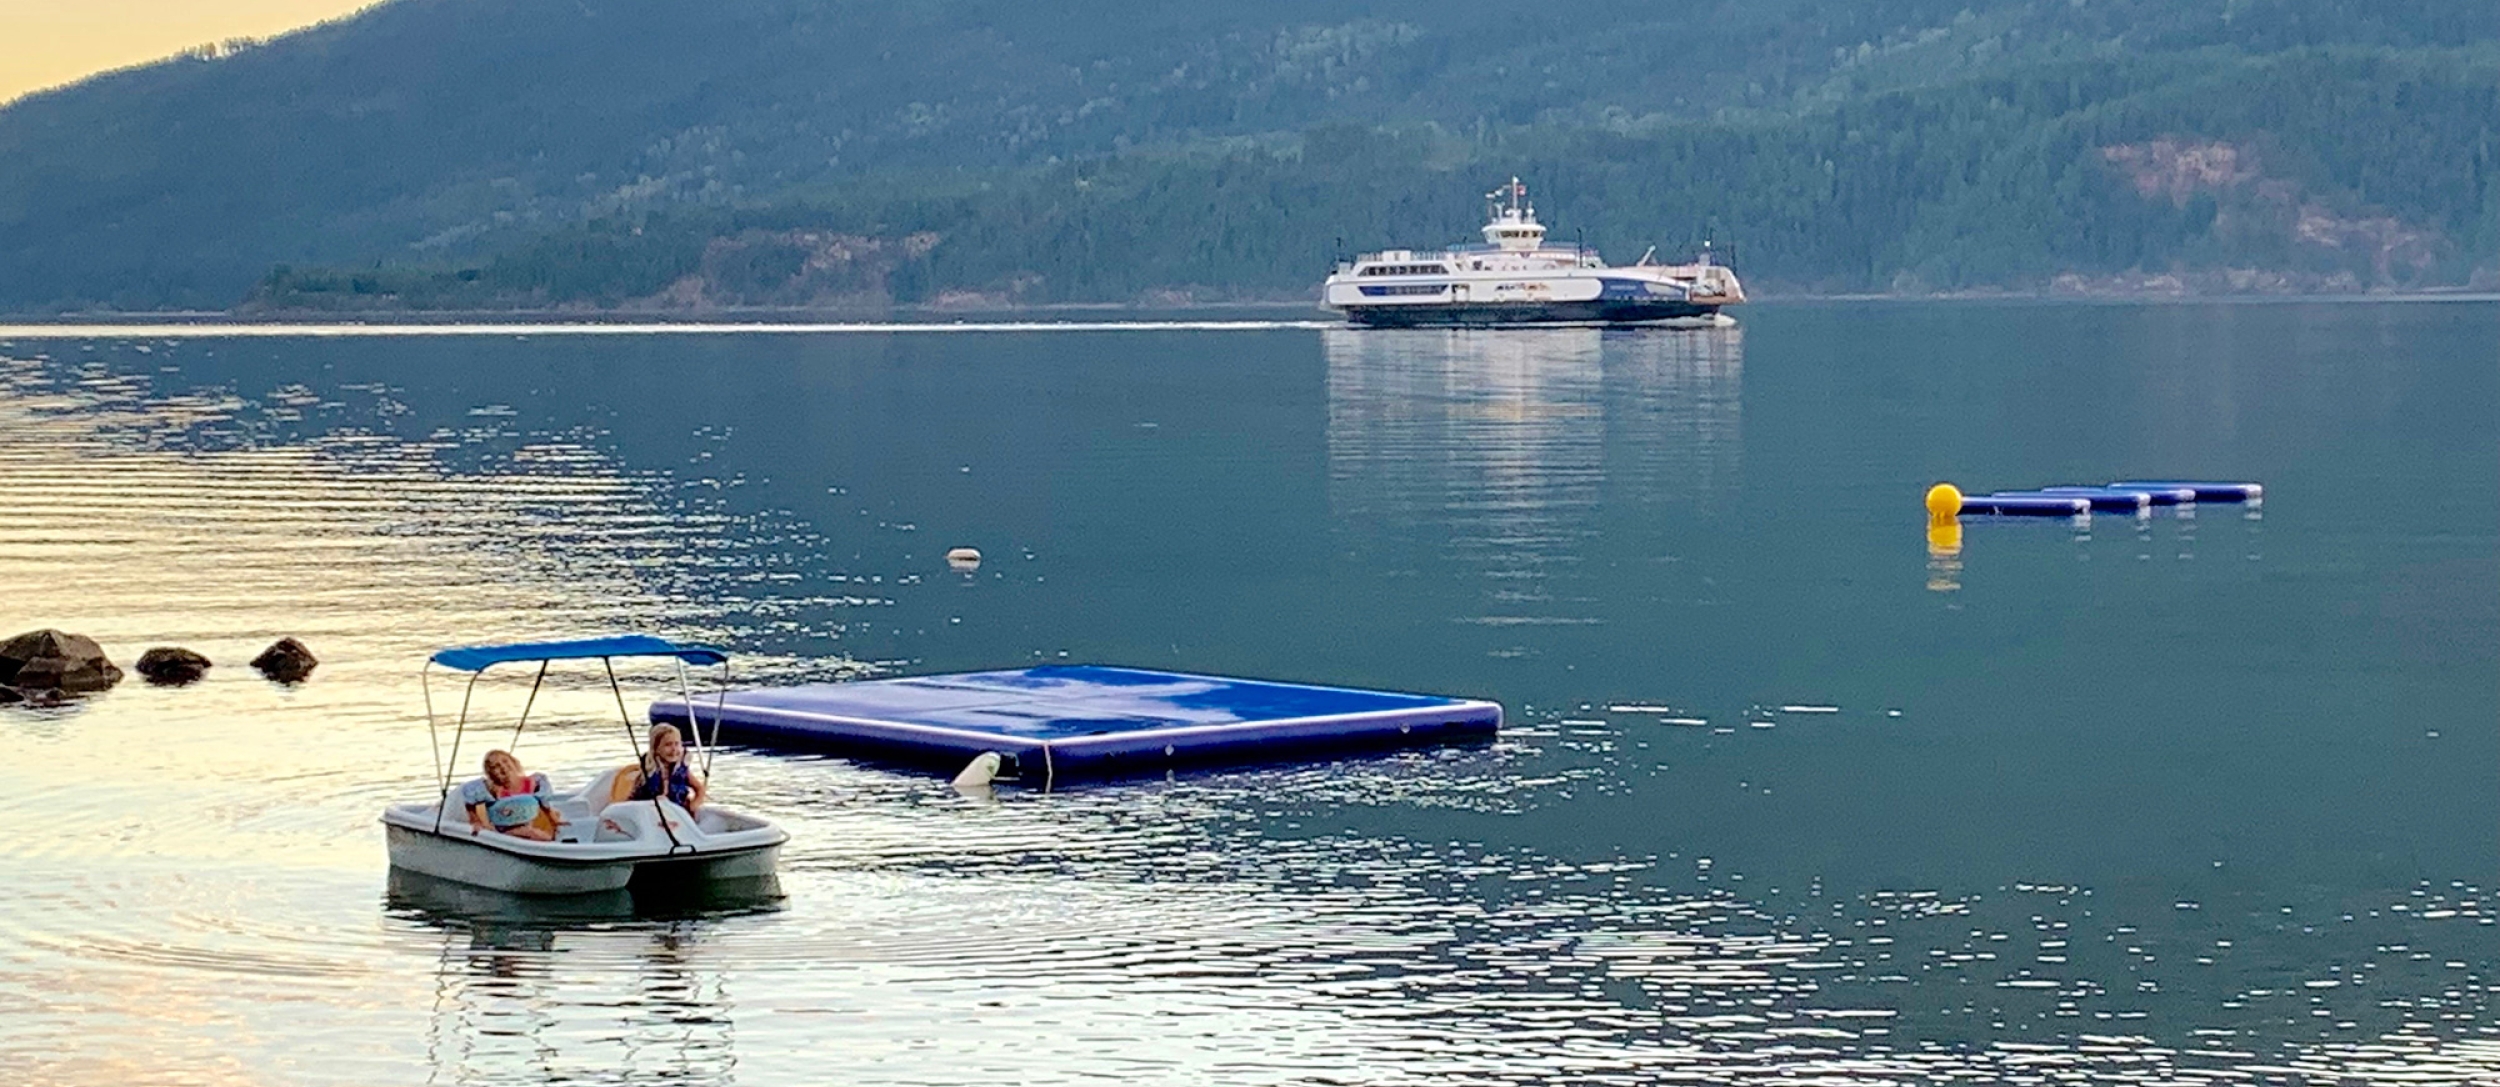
[607,656,688,854]
[673,658,708,778]
[421,663,446,830]
[421,662,443,788]
[711,661,730,776]
[667,656,731,780]
[434,670,485,835]
[506,659,550,752]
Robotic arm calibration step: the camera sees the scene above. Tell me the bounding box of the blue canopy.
[429,635,729,673]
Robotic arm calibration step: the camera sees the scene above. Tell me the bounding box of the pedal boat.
[381,636,788,896]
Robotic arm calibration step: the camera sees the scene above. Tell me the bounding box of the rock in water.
[251,637,319,682]
[0,685,58,707]
[136,647,213,685]
[0,629,125,692]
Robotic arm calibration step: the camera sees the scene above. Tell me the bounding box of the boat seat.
[536,766,631,843]
[573,765,630,810]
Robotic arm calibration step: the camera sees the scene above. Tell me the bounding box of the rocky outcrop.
[136,647,213,685]
[2098,139,2446,289]
[0,629,125,692]
[648,229,943,309]
[251,638,319,682]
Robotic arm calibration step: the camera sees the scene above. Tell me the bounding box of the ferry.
[1321,178,1744,328]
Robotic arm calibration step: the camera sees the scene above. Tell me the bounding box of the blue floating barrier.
[651,664,1502,783]
[1959,494,2092,516]
[1990,489,2146,513]
[2040,485,2198,506]
[2109,481,2263,502]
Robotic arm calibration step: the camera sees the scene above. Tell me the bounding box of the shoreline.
[4,290,2496,329]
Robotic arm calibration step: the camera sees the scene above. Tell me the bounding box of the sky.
[0,0,375,103]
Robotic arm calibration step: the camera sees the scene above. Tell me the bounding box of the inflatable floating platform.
[1954,480,2262,517]
[1960,493,2092,517]
[2039,485,2199,509]
[651,664,1502,785]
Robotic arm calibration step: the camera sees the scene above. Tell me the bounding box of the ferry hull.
[1339,299,1721,328]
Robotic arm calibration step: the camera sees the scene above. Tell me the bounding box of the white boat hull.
[389,822,633,894]
[384,823,782,895]
[382,772,787,896]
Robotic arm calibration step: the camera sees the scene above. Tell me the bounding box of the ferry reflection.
[1325,326,1743,626]
[1324,325,1744,516]
[1597,325,1744,511]
[390,869,782,1086]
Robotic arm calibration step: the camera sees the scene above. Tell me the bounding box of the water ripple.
[2,332,2494,1086]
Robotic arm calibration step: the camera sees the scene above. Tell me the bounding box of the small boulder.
[136,647,213,685]
[0,629,124,692]
[251,637,319,682]
[1,685,60,707]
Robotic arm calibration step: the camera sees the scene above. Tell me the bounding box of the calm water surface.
[0,302,2494,1084]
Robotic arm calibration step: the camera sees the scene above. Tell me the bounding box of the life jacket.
[630,761,695,807]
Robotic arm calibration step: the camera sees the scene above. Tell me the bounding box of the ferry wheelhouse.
[1321,178,1744,328]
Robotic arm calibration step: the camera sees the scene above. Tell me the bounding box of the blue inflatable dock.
[1960,493,2092,517]
[2040,485,2199,507]
[2110,480,2263,502]
[1951,480,2260,518]
[651,665,1502,784]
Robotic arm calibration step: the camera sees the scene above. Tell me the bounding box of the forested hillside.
[2,0,2494,310]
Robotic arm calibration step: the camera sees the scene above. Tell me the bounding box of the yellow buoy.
[1924,482,1963,522]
